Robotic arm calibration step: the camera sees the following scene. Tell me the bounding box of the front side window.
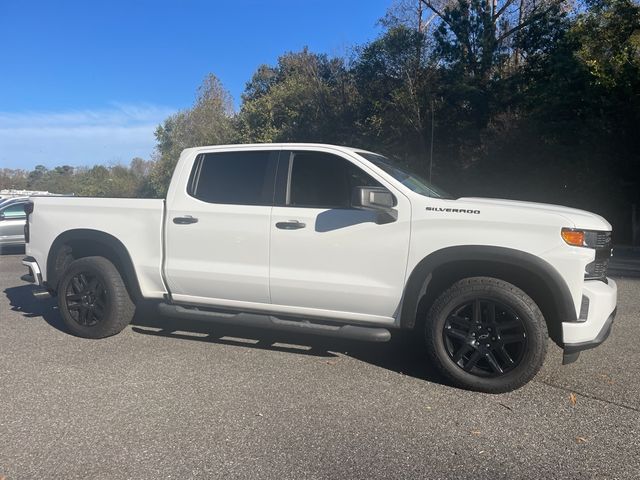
[288,152,382,208]
[1,202,26,219]
[189,151,277,205]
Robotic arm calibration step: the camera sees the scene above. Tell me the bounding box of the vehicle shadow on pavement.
[130,303,446,385]
[4,284,66,331]
[3,288,446,386]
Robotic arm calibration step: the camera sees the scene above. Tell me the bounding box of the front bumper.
[562,278,617,364]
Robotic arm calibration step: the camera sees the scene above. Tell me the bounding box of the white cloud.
[0,104,177,169]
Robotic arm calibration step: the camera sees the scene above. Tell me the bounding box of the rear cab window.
[187,150,278,206]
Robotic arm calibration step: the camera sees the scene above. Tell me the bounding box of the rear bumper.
[21,256,43,286]
[562,278,617,364]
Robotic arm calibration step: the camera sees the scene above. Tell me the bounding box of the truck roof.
[182,143,379,157]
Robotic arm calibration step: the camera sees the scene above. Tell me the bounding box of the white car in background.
[0,197,29,248]
[0,192,68,249]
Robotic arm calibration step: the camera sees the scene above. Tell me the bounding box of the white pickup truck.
[21,143,617,392]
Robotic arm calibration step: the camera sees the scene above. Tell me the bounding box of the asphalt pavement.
[1,250,639,479]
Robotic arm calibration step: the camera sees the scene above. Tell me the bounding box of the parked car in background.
[0,193,69,250]
[0,196,27,207]
[0,197,28,248]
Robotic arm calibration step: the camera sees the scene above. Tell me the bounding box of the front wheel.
[57,256,135,338]
[424,277,548,393]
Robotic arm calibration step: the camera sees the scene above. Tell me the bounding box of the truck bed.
[27,196,167,298]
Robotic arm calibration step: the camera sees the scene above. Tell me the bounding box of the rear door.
[164,149,279,308]
[0,201,27,245]
[269,150,411,323]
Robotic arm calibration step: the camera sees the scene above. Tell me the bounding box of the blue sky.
[0,0,389,170]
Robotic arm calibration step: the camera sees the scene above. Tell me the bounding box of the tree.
[149,74,237,196]
[143,0,639,241]
[76,165,110,196]
[421,0,567,73]
[0,169,28,190]
[238,48,358,145]
[352,25,437,172]
[130,157,153,178]
[27,165,48,189]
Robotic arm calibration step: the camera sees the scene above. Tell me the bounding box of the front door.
[164,149,278,308]
[269,150,411,323]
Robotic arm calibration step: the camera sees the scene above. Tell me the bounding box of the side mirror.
[0,212,4,221]
[352,186,398,224]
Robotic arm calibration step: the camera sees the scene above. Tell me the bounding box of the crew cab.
[21,144,617,392]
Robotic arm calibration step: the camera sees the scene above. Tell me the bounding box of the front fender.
[399,245,577,336]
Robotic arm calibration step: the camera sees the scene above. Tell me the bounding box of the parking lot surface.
[1,251,639,479]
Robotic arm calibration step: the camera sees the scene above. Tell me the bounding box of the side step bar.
[157,303,392,342]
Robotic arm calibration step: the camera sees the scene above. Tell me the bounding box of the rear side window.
[1,202,26,218]
[288,152,382,208]
[188,151,277,205]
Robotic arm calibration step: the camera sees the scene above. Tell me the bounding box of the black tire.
[57,256,135,338]
[424,277,548,393]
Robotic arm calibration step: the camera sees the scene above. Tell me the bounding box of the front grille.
[586,257,609,280]
[585,231,612,281]
[594,231,612,249]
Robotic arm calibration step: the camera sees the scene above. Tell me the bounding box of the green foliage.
[149,74,237,196]
[0,159,155,198]
[576,0,640,89]
[434,0,501,79]
[6,0,638,240]
[352,26,433,165]
[447,0,640,239]
[238,48,358,145]
[0,168,28,190]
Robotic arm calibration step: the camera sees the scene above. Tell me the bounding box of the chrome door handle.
[275,220,306,230]
[173,215,198,225]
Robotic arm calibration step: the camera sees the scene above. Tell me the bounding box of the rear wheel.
[424,277,548,393]
[57,256,134,338]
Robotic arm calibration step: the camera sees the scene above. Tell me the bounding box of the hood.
[457,197,611,231]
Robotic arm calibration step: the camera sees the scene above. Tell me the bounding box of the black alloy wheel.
[443,299,527,377]
[423,277,548,393]
[64,272,108,327]
[57,256,135,338]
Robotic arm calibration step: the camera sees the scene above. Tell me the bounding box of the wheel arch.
[46,229,142,300]
[400,245,577,345]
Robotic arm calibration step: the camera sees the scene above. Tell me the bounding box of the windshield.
[357,152,453,199]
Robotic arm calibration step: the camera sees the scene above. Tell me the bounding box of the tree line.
[0,159,154,198]
[2,0,638,240]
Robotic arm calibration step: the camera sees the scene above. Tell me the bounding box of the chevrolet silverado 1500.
[21,144,617,392]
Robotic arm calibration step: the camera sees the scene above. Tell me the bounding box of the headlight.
[561,228,611,249]
[562,228,613,282]
[561,228,585,247]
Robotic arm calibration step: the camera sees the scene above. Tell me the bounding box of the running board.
[157,303,391,342]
